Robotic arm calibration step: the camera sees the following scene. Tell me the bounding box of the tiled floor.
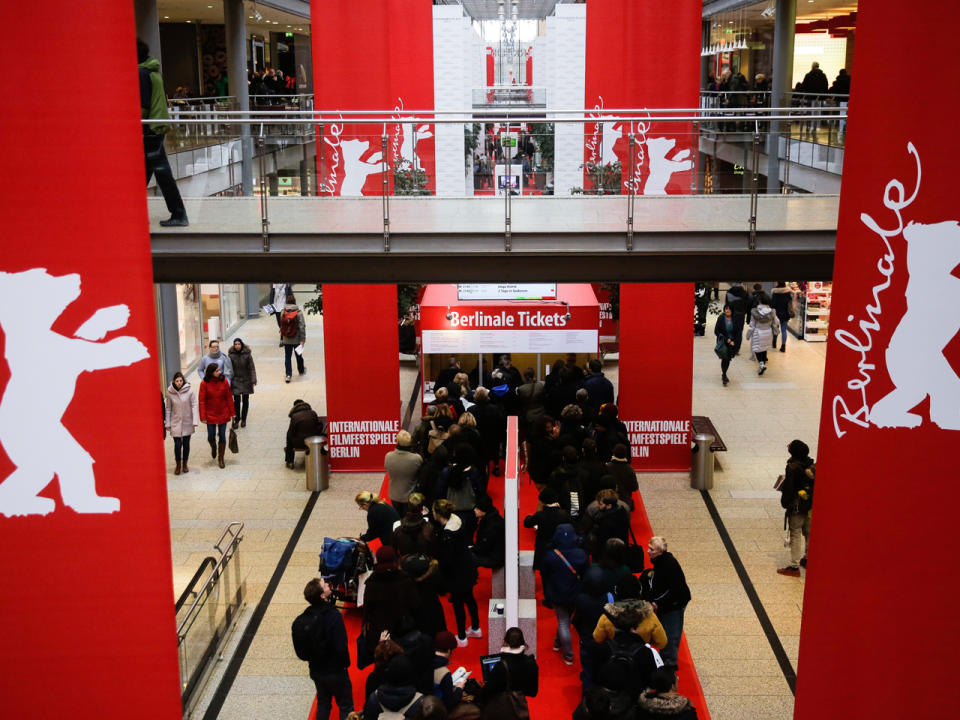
[167,300,825,720]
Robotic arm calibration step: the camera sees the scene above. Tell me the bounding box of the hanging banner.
[0,2,182,716]
[322,286,401,471]
[583,0,700,194]
[795,2,960,717]
[312,1,435,196]
[618,284,692,471]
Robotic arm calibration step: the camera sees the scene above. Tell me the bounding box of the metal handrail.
[176,521,244,639]
[175,556,217,613]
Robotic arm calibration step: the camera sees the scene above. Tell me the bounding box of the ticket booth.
[417,284,601,404]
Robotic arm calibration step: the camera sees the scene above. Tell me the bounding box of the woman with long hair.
[164,371,198,474]
[199,363,233,468]
[714,304,737,386]
[432,499,481,647]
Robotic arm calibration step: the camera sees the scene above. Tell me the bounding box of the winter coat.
[582,372,615,414]
[480,650,539,702]
[641,551,691,613]
[526,432,562,486]
[725,285,749,316]
[746,305,780,353]
[435,513,478,593]
[385,448,423,503]
[363,682,422,720]
[227,346,257,395]
[636,690,699,720]
[605,458,639,510]
[198,351,233,382]
[593,599,668,650]
[138,57,170,135]
[781,455,815,514]
[549,463,590,519]
[517,380,546,426]
[301,600,351,676]
[361,567,420,651]
[280,303,307,345]
[432,654,464,710]
[360,501,401,546]
[523,504,571,568]
[199,376,234,425]
[437,464,483,512]
[165,380,199,437]
[471,399,505,460]
[542,523,589,607]
[401,554,447,636]
[286,402,324,450]
[771,286,793,322]
[473,508,506,568]
[801,67,829,94]
[392,518,438,558]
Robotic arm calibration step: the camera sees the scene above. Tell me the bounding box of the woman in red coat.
[199,363,234,468]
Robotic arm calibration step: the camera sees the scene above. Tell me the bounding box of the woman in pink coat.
[164,371,199,474]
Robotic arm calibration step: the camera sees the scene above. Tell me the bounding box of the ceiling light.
[163,15,169,19]
[186,20,191,23]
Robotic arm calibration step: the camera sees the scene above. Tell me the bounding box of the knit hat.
[538,487,559,505]
[375,546,398,569]
[434,630,458,652]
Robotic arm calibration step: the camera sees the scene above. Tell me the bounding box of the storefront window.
[219,284,245,340]
[177,283,202,371]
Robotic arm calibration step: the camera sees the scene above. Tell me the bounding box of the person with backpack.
[541,523,589,665]
[436,452,484,539]
[363,655,424,720]
[356,491,402,547]
[593,623,663,703]
[279,293,306,383]
[593,575,667,651]
[636,668,699,720]
[292,578,353,720]
[777,439,815,577]
[573,684,634,720]
[641,537,691,671]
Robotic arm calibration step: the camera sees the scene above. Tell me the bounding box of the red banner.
[795,2,960,716]
[312,1,435,196]
[322,286,400,471]
[617,285,693,471]
[486,47,495,87]
[583,0,700,194]
[0,2,181,716]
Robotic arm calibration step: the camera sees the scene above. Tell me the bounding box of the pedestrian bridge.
[149,194,838,283]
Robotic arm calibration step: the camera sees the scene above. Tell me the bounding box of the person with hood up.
[471,494,505,570]
[363,655,424,720]
[433,499,481,647]
[541,523,589,665]
[228,338,257,429]
[360,546,420,667]
[284,399,324,468]
[164,371,199,475]
[641,537,691,670]
[199,363,233,468]
[279,293,307,383]
[770,281,794,352]
[356,491,402,547]
[745,292,780,376]
[636,668,699,720]
[777,439,815,576]
[198,339,234,383]
[593,574,667,650]
[137,38,188,227]
[400,552,447,637]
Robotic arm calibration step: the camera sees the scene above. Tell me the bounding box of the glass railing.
[175,522,245,716]
[472,86,547,107]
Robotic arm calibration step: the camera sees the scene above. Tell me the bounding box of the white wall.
[433,5,471,197]
[546,4,586,195]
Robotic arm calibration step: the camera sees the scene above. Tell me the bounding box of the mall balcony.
[147,104,843,284]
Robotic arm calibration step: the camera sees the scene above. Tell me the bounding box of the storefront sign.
[794,3,960,716]
[322,285,400,471]
[312,2,435,196]
[0,2,182,715]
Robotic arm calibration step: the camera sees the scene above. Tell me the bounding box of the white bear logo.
[869,220,960,430]
[643,137,693,195]
[340,139,384,197]
[0,268,149,517]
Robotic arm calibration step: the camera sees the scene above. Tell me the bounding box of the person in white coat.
[165,371,199,474]
[746,294,780,376]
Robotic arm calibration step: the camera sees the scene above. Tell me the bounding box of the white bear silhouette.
[600,121,620,165]
[643,137,693,195]
[400,123,433,172]
[0,268,149,517]
[869,221,960,430]
[340,139,384,197]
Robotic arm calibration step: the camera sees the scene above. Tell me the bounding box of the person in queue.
[432,499,481,647]
[228,338,257,429]
[392,493,437,558]
[541,522,589,665]
[641,537,691,671]
[199,363,233,468]
[470,494,505,570]
[523,487,571,570]
[360,546,420,669]
[470,386,505,477]
[431,631,466,711]
[401,550,447,637]
[604,443,639,512]
[356,491,401,547]
[385,430,423,517]
[363,654,424,720]
[636,668,699,719]
[164,371,198,475]
[284,398,324,469]
[593,574,667,651]
[582,359,614,414]
[479,627,539,704]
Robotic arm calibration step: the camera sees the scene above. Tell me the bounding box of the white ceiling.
[158,0,310,36]
[437,0,581,21]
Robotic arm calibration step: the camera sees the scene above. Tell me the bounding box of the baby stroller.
[318,537,373,606]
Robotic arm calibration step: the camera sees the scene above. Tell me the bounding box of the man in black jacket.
[471,495,505,569]
[642,537,691,671]
[777,439,815,576]
[296,578,353,720]
[285,399,325,468]
[523,487,571,569]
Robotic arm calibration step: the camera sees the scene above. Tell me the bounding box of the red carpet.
[307,473,709,719]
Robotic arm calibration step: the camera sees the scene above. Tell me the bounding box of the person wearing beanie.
[523,487,571,569]
[777,439,815,576]
[385,430,423,516]
[604,444,639,511]
[359,546,420,668]
[636,668,699,719]
[471,495,505,570]
[431,631,465,711]
[364,654,424,720]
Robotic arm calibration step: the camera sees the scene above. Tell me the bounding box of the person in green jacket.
[137,39,188,227]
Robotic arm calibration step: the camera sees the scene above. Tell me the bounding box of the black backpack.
[602,631,658,692]
[291,606,327,662]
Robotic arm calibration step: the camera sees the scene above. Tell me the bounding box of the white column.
[547,4,586,196]
[433,6,469,197]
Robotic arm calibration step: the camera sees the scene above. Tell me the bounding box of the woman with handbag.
[713,304,737,386]
[199,363,234,468]
[771,281,794,352]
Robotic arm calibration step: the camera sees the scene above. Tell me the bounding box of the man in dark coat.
[360,547,420,665]
[471,495,505,569]
[523,487,571,569]
[777,439,815,576]
[284,399,324,467]
[694,283,710,336]
[801,61,829,94]
[604,444,639,511]
[641,537,691,670]
[295,578,353,720]
[724,282,750,354]
[582,359,614,414]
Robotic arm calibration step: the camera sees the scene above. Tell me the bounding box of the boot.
[174,461,181,476]
[209,438,217,458]
[182,459,189,473]
[159,212,189,227]
[217,442,226,469]
[231,418,239,430]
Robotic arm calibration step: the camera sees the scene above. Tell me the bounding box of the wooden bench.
[692,416,727,469]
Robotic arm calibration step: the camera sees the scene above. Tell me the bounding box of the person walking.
[432,499,481,647]
[137,39,188,227]
[164,371,198,475]
[777,439,815,576]
[745,293,779,376]
[770,281,793,352]
[541,523,589,665]
[271,282,291,334]
[694,283,710,336]
[724,283,749,355]
[280,293,306,383]
[641,537,691,671]
[198,363,233,468]
[198,339,234,383]
[292,578,353,720]
[228,338,257,429]
[714,304,737,386]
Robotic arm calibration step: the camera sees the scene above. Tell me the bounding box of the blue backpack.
[319,537,355,574]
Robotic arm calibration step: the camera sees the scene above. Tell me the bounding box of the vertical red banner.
[583,0,700,194]
[312,1,436,196]
[795,2,960,716]
[618,285,693,471]
[322,286,401,472]
[0,3,181,717]
[486,47,495,87]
